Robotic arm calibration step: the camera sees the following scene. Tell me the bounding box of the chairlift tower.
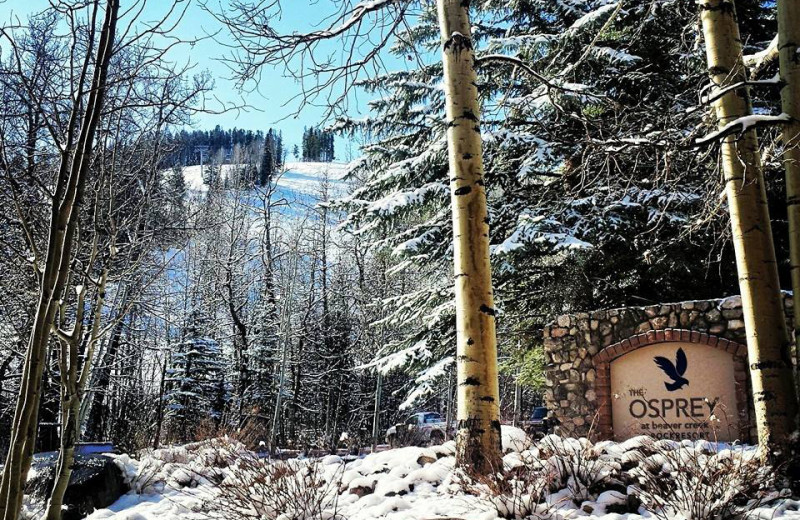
[195,145,210,183]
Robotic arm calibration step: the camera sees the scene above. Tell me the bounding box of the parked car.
[522,406,552,437]
[385,412,455,447]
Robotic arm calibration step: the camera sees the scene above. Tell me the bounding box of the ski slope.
[181,161,351,198]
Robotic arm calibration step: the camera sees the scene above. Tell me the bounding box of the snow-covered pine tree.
[165,310,227,441]
[247,295,279,419]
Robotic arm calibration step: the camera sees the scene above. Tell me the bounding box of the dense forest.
[1,0,800,519]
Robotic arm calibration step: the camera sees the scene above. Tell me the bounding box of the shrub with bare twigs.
[459,451,553,520]
[629,439,777,519]
[208,451,344,520]
[538,435,622,505]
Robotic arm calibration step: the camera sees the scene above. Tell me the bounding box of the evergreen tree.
[260,129,276,186]
[165,310,227,441]
[247,295,279,414]
[275,131,284,168]
[165,166,187,226]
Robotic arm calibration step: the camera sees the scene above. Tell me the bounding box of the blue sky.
[0,0,414,161]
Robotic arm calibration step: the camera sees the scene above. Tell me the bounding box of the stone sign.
[541,295,797,443]
[609,341,739,441]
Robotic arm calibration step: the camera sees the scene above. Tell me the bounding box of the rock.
[650,316,668,329]
[668,313,679,327]
[416,450,437,466]
[710,324,726,334]
[557,315,571,327]
[720,295,742,309]
[722,309,743,319]
[25,453,128,520]
[350,484,374,497]
[728,319,745,330]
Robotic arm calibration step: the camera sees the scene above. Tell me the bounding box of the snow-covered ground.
[81,428,800,520]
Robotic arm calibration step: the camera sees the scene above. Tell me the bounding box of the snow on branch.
[696,74,782,108]
[743,35,778,74]
[694,113,792,147]
[281,0,400,41]
[476,54,604,99]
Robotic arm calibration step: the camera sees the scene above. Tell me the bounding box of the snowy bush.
[93,433,800,520]
[460,455,553,520]
[210,452,344,520]
[539,435,621,504]
[629,440,776,519]
[119,438,247,494]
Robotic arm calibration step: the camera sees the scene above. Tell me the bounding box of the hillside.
[181,161,351,197]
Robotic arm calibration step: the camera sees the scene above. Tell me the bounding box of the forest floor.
[66,427,800,520]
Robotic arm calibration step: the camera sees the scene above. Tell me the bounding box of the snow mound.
[88,433,800,520]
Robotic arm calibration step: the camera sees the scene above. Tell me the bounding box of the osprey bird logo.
[653,347,689,392]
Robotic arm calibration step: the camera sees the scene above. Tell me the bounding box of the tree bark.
[0,2,118,518]
[436,0,502,475]
[46,269,110,520]
[778,0,800,396]
[371,371,383,452]
[700,0,799,461]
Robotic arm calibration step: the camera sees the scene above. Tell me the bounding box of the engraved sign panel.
[610,342,739,442]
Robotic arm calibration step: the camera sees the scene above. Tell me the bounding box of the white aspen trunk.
[436,0,502,475]
[778,0,800,397]
[700,0,799,461]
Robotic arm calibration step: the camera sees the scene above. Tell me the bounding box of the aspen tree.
[0,2,119,518]
[436,0,502,474]
[700,0,798,460]
[778,0,800,390]
[46,266,111,520]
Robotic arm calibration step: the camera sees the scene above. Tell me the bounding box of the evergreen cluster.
[162,126,265,167]
[302,127,335,162]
